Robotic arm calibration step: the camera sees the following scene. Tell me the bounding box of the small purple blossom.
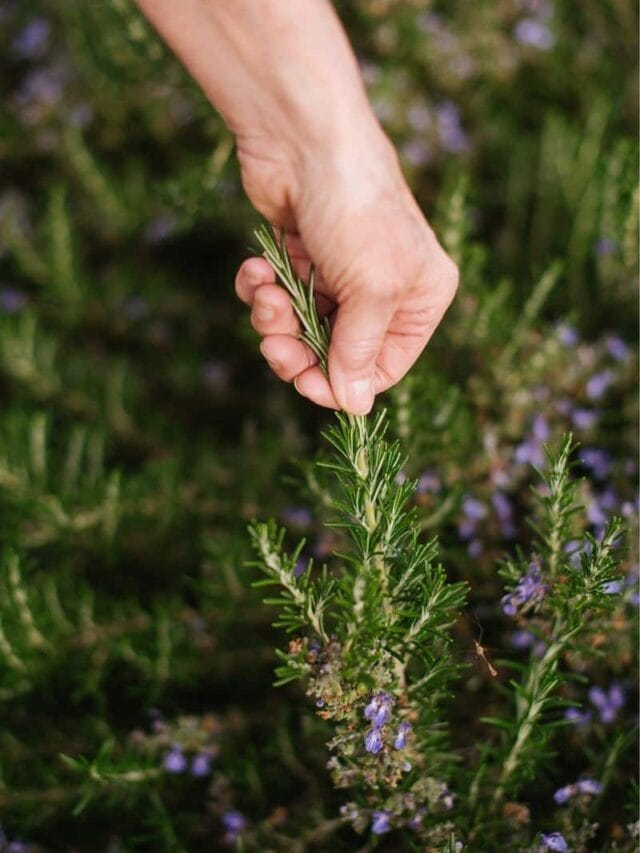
[515,438,545,468]
[363,691,394,729]
[417,471,440,494]
[393,721,412,750]
[401,139,431,167]
[13,17,50,59]
[364,728,384,754]
[463,496,487,521]
[571,408,598,430]
[565,538,593,569]
[0,287,27,314]
[458,518,477,540]
[532,414,550,442]
[371,810,391,835]
[467,538,483,558]
[602,580,622,594]
[554,778,601,804]
[190,752,212,778]
[576,778,602,796]
[436,101,469,154]
[553,784,574,805]
[605,335,629,362]
[588,683,625,723]
[564,707,592,726]
[513,17,555,50]
[586,369,615,400]
[541,832,568,852]
[222,810,247,844]
[556,323,578,346]
[281,506,313,527]
[580,448,612,480]
[501,560,548,616]
[163,745,187,773]
[292,557,308,578]
[492,492,512,521]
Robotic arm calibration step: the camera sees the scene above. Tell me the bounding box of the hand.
[234,125,459,415]
[132,0,459,415]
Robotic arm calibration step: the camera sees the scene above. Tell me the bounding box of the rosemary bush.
[0,1,637,850]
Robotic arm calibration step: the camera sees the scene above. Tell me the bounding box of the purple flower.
[458,518,477,540]
[605,335,629,362]
[556,323,578,346]
[417,471,440,494]
[586,498,607,530]
[571,408,598,430]
[492,492,512,521]
[588,683,625,723]
[281,506,313,527]
[513,17,554,49]
[603,580,622,594]
[222,810,247,844]
[515,439,545,468]
[576,778,602,796]
[393,721,412,750]
[595,237,617,257]
[293,558,307,578]
[371,810,391,835]
[163,745,187,773]
[501,560,548,616]
[541,832,568,852]
[0,287,27,314]
[190,752,212,778]
[511,629,536,649]
[363,691,394,729]
[580,448,612,480]
[532,414,550,442]
[401,140,431,168]
[364,728,384,755]
[467,538,483,558]
[436,102,469,153]
[13,17,50,59]
[565,539,593,569]
[586,369,615,400]
[553,783,575,804]
[492,492,516,538]
[463,496,487,521]
[564,707,592,726]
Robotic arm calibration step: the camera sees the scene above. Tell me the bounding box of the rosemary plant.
[250,227,468,843]
[249,229,632,850]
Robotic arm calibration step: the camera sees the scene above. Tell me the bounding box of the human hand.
[234,126,459,416]
[132,0,458,415]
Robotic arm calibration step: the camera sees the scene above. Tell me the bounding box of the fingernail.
[254,303,276,323]
[293,377,305,397]
[346,379,374,415]
[259,341,282,371]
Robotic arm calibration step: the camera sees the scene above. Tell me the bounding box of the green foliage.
[0,1,636,850]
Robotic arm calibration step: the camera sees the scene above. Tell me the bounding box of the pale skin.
[134,0,459,415]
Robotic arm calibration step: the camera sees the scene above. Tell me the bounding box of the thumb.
[328,289,393,415]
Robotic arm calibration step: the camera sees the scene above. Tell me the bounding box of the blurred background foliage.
[0,0,637,850]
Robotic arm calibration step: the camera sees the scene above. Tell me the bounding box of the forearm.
[134,0,377,155]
